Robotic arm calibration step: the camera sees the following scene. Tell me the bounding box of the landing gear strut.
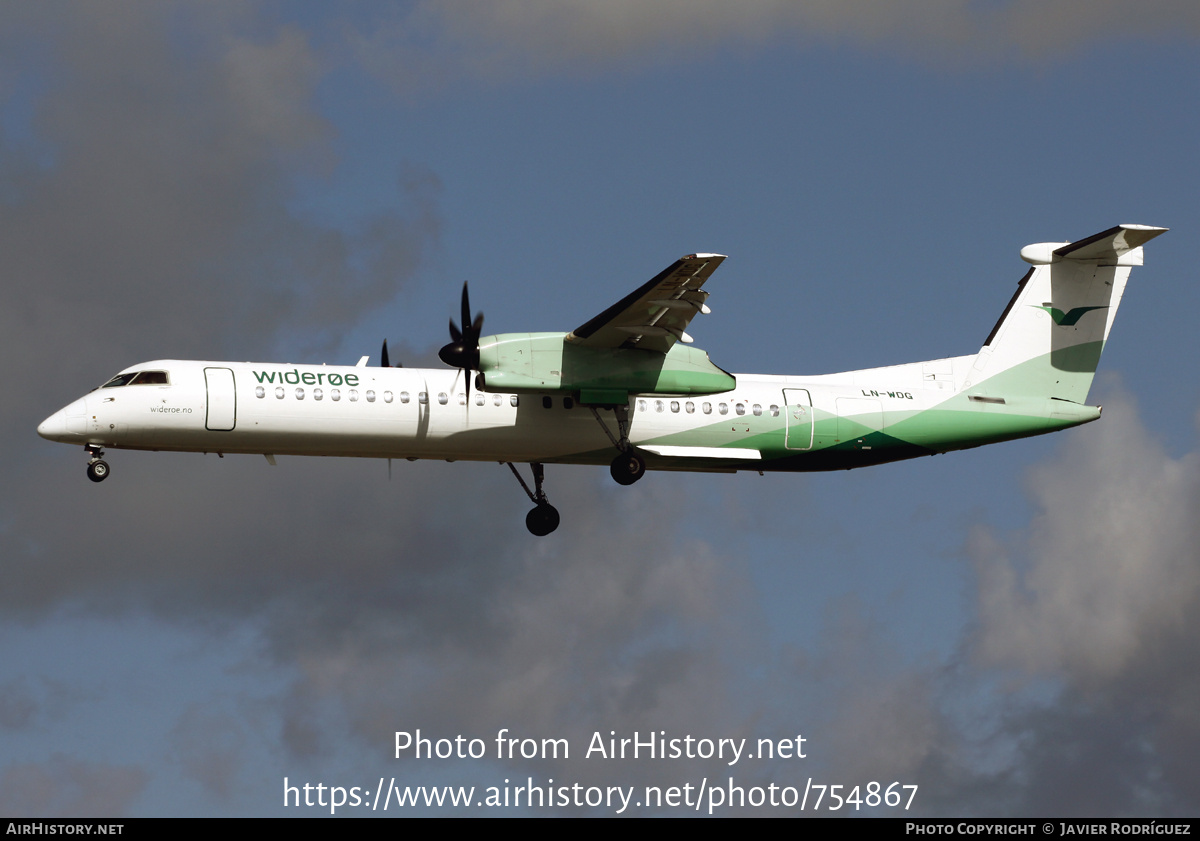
[85,444,110,483]
[507,462,560,536]
[590,404,646,486]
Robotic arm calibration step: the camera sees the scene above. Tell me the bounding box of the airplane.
[38,224,1166,536]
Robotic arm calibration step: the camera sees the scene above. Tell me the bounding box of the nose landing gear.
[85,445,110,483]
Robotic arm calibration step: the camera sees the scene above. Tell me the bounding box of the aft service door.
[205,367,236,431]
[783,388,813,450]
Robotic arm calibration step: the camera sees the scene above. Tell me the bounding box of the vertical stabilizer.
[964,224,1166,403]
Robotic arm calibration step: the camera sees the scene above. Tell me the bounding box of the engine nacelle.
[476,332,736,404]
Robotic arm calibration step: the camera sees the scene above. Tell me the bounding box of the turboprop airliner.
[38,224,1166,535]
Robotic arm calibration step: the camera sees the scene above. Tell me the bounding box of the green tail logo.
[1032,304,1108,326]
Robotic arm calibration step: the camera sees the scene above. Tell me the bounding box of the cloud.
[350,0,1200,90]
[4,439,767,802]
[962,384,1200,814]
[0,755,147,817]
[169,707,246,800]
[0,4,440,437]
[972,388,1200,683]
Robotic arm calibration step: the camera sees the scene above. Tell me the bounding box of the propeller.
[438,282,484,399]
[380,340,402,368]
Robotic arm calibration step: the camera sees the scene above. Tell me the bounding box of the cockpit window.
[101,370,170,388]
[130,370,169,385]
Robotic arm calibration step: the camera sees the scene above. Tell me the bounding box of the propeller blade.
[381,340,390,368]
[461,282,471,339]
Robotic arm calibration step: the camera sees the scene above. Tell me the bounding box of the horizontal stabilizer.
[1055,224,1167,261]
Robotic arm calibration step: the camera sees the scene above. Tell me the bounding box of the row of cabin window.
[252,386,777,418]
[637,399,780,418]
[532,395,783,417]
[254,385,519,407]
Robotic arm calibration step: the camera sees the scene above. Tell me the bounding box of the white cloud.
[972,388,1200,683]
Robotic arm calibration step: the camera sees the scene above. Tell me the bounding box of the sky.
[3,1,1199,817]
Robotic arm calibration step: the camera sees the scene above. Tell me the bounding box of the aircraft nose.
[38,397,87,443]
[37,408,67,441]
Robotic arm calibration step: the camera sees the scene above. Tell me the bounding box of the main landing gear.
[506,402,647,536]
[590,404,646,487]
[85,444,110,483]
[507,462,560,536]
[609,450,645,486]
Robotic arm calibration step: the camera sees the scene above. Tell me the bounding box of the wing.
[566,253,726,353]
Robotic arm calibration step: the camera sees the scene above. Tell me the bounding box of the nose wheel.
[85,445,110,483]
[86,460,110,482]
[506,462,560,536]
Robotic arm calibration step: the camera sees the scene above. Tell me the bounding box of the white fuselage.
[36,356,989,467]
